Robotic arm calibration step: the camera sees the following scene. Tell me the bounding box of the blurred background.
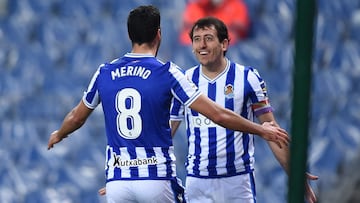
[0,0,359,202]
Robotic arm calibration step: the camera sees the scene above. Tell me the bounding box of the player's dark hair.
[189,17,230,55]
[127,5,160,45]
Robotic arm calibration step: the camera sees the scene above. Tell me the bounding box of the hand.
[305,172,319,203]
[261,121,290,148]
[47,130,67,150]
[98,187,106,196]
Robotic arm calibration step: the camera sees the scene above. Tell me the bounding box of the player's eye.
[205,36,213,42]
[193,37,201,42]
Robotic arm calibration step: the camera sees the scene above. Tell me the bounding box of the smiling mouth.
[199,51,208,55]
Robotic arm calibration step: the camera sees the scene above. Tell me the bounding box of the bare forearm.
[190,95,289,147]
[57,101,92,138]
[190,94,265,134]
[268,141,290,173]
[57,109,86,138]
[215,107,266,135]
[48,101,93,150]
[258,113,290,173]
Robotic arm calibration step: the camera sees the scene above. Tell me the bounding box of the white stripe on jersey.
[119,147,132,178]
[136,147,150,178]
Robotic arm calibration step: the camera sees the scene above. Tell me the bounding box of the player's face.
[191,25,228,69]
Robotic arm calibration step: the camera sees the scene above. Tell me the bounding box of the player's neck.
[131,33,161,56]
[201,57,227,79]
[131,45,158,56]
[131,40,160,56]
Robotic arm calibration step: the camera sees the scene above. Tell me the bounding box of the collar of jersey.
[200,58,230,84]
[125,52,154,58]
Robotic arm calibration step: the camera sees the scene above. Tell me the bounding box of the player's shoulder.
[186,64,199,72]
[231,61,251,71]
[167,61,188,75]
[183,64,200,76]
[232,61,261,76]
[245,66,262,79]
[228,61,263,82]
[98,58,120,70]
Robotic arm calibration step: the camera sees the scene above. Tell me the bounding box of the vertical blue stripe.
[170,98,181,116]
[162,147,173,177]
[105,147,110,179]
[208,81,216,100]
[225,63,236,174]
[191,66,201,176]
[241,133,251,170]
[170,177,186,203]
[84,71,99,105]
[191,66,200,116]
[207,82,217,176]
[145,148,157,177]
[250,172,257,202]
[185,114,191,146]
[246,67,262,103]
[207,128,217,176]
[241,68,251,171]
[193,128,201,176]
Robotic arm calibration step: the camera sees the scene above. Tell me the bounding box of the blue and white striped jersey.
[170,59,273,178]
[83,53,201,182]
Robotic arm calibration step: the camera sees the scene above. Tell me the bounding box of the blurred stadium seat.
[0,0,359,202]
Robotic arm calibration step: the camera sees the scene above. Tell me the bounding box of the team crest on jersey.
[224,84,234,99]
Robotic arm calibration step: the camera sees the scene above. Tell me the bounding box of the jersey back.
[83,53,200,181]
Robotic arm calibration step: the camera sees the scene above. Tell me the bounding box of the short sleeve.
[82,66,101,109]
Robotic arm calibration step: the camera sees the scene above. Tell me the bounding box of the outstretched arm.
[257,112,318,203]
[47,100,93,150]
[189,94,290,148]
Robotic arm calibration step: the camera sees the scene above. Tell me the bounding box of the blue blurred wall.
[0,0,359,202]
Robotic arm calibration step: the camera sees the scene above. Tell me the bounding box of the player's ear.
[157,28,161,38]
[153,28,161,43]
[221,39,229,51]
